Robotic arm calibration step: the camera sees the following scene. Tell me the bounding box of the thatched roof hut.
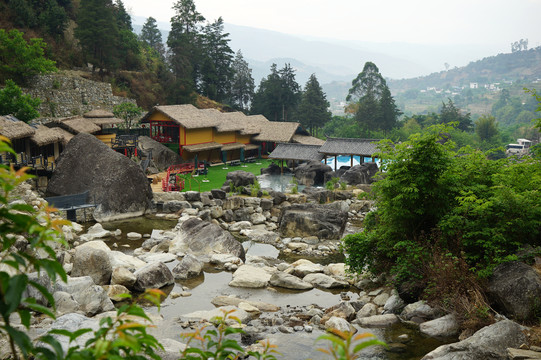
[142,104,219,129]
[0,115,36,140]
[30,125,65,147]
[269,143,324,162]
[319,137,380,157]
[83,109,123,126]
[49,116,101,134]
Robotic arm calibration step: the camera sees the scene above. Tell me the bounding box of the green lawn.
[179,159,273,192]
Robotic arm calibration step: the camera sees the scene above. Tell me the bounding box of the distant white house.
[470,82,478,89]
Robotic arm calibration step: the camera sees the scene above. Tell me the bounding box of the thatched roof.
[217,112,249,133]
[241,115,270,135]
[47,127,74,145]
[142,104,219,129]
[49,116,101,134]
[292,135,325,145]
[83,109,123,126]
[269,143,324,161]
[319,137,380,156]
[30,125,65,146]
[244,144,260,151]
[84,109,114,118]
[0,115,35,140]
[183,142,223,152]
[221,142,245,151]
[252,122,305,143]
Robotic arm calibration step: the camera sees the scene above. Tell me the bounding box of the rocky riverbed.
[7,182,541,360]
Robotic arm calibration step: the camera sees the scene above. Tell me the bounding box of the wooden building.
[141,104,315,164]
[0,115,35,165]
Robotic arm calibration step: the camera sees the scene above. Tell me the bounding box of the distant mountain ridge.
[389,46,541,92]
[132,16,506,84]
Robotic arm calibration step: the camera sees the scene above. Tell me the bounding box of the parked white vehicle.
[506,139,532,156]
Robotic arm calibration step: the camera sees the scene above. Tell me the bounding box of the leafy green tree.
[229,50,255,112]
[140,17,165,56]
[475,115,499,142]
[440,98,473,131]
[296,74,331,136]
[343,123,541,299]
[0,29,57,84]
[346,62,400,134]
[0,80,41,122]
[38,0,69,38]
[113,102,143,129]
[75,0,120,75]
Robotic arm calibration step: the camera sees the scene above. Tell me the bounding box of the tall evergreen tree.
[251,64,283,121]
[140,17,164,56]
[296,74,331,136]
[278,63,300,121]
[379,87,402,133]
[251,63,300,121]
[75,0,119,75]
[200,17,234,102]
[113,0,132,31]
[167,0,205,97]
[440,98,473,132]
[230,50,255,112]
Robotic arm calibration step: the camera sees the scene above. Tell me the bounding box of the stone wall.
[23,73,136,121]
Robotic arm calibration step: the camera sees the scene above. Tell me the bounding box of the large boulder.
[421,320,527,360]
[229,265,272,288]
[340,162,379,185]
[137,136,182,171]
[171,254,204,280]
[46,133,153,222]
[224,170,255,188]
[278,203,348,239]
[54,276,115,316]
[269,272,313,290]
[293,161,333,186]
[70,240,112,285]
[488,261,541,321]
[169,217,245,261]
[133,262,174,291]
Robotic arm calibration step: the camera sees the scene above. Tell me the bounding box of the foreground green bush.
[343,123,541,286]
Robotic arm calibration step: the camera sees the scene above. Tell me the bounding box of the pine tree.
[140,17,164,56]
[167,0,205,95]
[251,63,300,121]
[230,50,255,112]
[200,17,234,102]
[251,64,283,121]
[75,0,120,75]
[296,74,331,136]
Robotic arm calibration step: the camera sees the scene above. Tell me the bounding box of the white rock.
[420,314,459,338]
[126,232,142,240]
[357,314,399,327]
[229,265,272,288]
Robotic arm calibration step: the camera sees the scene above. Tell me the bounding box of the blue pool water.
[324,155,380,169]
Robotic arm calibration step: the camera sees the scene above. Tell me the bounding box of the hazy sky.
[123,0,541,47]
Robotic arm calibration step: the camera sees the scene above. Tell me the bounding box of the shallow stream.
[95,216,456,359]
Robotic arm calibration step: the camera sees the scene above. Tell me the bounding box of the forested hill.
[389,47,541,92]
